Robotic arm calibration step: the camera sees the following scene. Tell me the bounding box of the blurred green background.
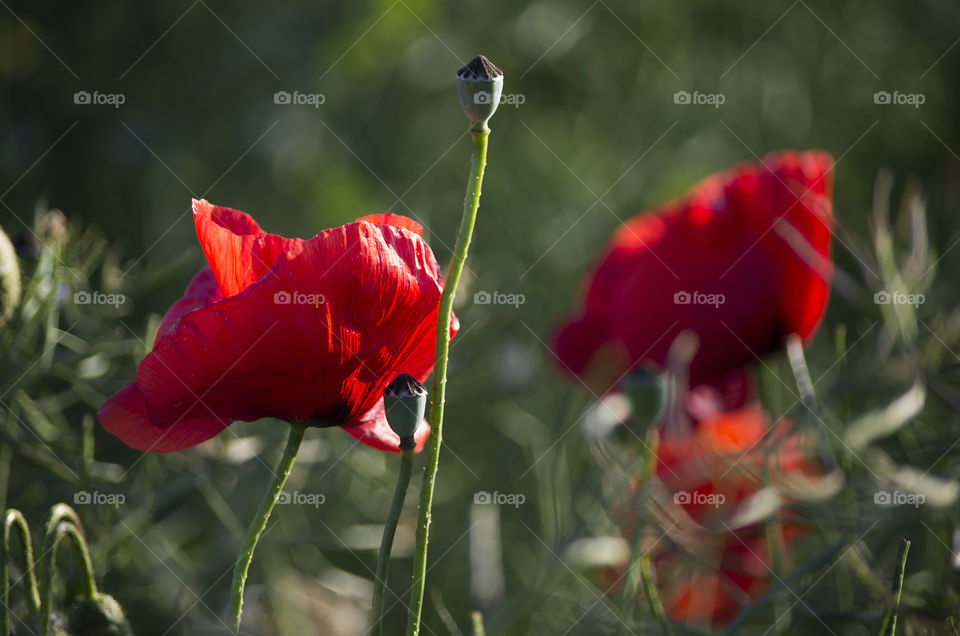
[3,0,960,634]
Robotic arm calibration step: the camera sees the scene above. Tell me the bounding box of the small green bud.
[621,371,666,430]
[66,593,133,636]
[384,374,427,449]
[0,224,21,327]
[456,55,503,128]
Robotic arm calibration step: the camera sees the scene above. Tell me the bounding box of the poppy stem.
[229,423,305,632]
[470,611,486,636]
[407,122,490,636]
[372,445,414,634]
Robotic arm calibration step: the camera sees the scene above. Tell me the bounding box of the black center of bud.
[457,55,503,82]
[385,373,427,399]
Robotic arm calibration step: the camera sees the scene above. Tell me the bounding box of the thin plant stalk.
[229,423,305,632]
[470,611,485,636]
[406,123,490,636]
[38,505,97,636]
[372,446,415,634]
[2,509,41,636]
[877,539,910,636]
[639,553,669,633]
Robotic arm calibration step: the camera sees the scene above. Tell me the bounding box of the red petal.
[764,152,834,341]
[156,267,224,337]
[357,213,424,236]
[136,219,446,435]
[193,199,302,298]
[339,397,430,453]
[554,150,834,387]
[97,382,228,453]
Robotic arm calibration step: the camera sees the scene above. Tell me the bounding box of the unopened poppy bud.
[622,371,665,429]
[66,593,133,636]
[456,55,503,129]
[0,224,21,327]
[384,374,427,449]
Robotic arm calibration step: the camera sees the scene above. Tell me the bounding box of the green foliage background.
[2,1,960,634]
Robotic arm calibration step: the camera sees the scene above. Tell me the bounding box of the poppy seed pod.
[384,373,427,449]
[621,371,666,429]
[456,55,503,127]
[0,225,20,328]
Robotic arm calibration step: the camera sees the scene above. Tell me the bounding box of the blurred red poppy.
[98,200,457,453]
[656,405,824,512]
[554,150,834,394]
[598,403,825,626]
[654,406,823,626]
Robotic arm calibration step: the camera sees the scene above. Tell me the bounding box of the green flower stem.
[3,509,41,636]
[0,441,11,515]
[406,123,490,636]
[229,423,305,632]
[372,446,414,634]
[470,611,486,636]
[639,553,668,632]
[877,539,910,636]
[39,505,97,636]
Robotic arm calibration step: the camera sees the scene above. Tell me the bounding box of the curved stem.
[38,505,97,636]
[3,509,41,636]
[372,446,414,634]
[407,124,490,636]
[229,423,305,632]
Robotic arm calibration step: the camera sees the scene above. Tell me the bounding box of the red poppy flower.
[657,519,813,626]
[554,150,834,394]
[601,404,824,626]
[655,406,822,626]
[655,405,824,522]
[98,200,457,454]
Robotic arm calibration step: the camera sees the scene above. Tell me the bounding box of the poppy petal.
[97,382,228,453]
[358,213,424,236]
[193,199,303,298]
[554,150,834,388]
[136,219,446,434]
[156,266,224,337]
